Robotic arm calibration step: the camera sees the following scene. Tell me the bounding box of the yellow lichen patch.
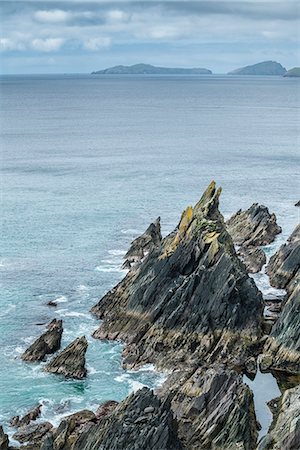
[160,206,194,259]
[179,205,194,234]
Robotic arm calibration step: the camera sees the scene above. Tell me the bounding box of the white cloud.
[31,38,64,52]
[34,9,72,23]
[106,10,129,23]
[83,37,111,51]
[0,38,25,51]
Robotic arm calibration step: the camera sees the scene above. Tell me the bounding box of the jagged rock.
[266,224,300,289]
[0,426,9,450]
[92,182,263,371]
[72,387,182,450]
[95,400,119,420]
[44,336,87,379]
[21,319,63,362]
[10,404,42,428]
[237,246,266,273]
[226,204,281,246]
[12,422,53,444]
[47,301,57,307]
[295,200,300,207]
[260,271,300,374]
[122,217,162,269]
[159,365,258,450]
[258,385,300,449]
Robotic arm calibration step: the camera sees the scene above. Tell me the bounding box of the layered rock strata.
[226,203,281,246]
[45,336,88,379]
[266,224,300,289]
[237,246,266,273]
[21,319,63,362]
[122,217,162,269]
[92,182,263,372]
[257,385,300,449]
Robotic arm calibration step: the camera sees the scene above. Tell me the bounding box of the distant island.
[92,63,212,75]
[284,67,300,77]
[228,60,286,76]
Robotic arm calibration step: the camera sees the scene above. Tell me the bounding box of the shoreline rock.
[92,182,263,372]
[10,404,42,428]
[44,336,88,379]
[266,224,300,289]
[21,319,63,362]
[226,203,281,246]
[237,246,266,273]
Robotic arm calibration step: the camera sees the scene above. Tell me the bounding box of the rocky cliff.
[92,182,263,372]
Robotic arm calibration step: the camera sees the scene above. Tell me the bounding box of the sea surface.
[0,74,299,440]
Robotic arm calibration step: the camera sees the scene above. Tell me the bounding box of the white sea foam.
[129,380,147,392]
[95,265,126,273]
[108,249,126,256]
[62,311,92,319]
[54,295,68,304]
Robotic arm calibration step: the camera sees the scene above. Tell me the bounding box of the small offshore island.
[1,182,299,450]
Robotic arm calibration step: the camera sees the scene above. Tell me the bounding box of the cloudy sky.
[1,0,299,74]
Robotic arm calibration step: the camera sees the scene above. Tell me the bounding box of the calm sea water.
[0,74,299,438]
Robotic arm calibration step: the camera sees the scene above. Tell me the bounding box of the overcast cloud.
[0,1,299,74]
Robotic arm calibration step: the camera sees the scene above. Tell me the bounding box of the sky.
[0,0,299,74]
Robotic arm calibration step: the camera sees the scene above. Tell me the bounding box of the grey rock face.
[228,60,286,76]
[45,336,88,379]
[266,224,300,289]
[92,182,263,371]
[258,385,300,449]
[12,422,53,444]
[226,203,281,246]
[122,217,162,269]
[160,365,258,450]
[237,246,266,273]
[21,319,63,362]
[260,272,300,375]
[0,426,9,450]
[72,387,182,450]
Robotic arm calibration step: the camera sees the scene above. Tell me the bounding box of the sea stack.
[45,336,88,379]
[21,319,63,362]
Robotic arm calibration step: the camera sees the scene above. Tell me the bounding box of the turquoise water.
[0,74,299,433]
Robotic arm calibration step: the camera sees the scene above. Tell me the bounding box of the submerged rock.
[226,203,281,246]
[72,387,182,450]
[266,223,300,289]
[295,200,300,207]
[159,365,258,450]
[10,404,42,428]
[237,246,266,273]
[21,319,63,362]
[0,426,9,450]
[258,385,300,449]
[122,217,162,269]
[44,336,88,379]
[12,422,53,444]
[92,181,263,371]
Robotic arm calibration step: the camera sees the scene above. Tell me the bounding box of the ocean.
[0,74,299,438]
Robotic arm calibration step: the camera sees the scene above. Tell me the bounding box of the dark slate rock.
[72,387,182,450]
[122,217,162,269]
[21,319,63,362]
[237,246,266,273]
[10,404,42,428]
[12,422,53,444]
[92,182,263,371]
[266,224,300,289]
[0,426,9,450]
[44,336,87,379]
[226,203,281,246]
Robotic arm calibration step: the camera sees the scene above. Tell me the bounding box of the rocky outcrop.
[92,182,263,372]
[226,204,281,246]
[12,422,53,444]
[10,404,42,428]
[258,385,300,449]
[72,387,182,450]
[266,224,300,289]
[295,200,300,207]
[21,319,63,362]
[260,272,300,375]
[122,217,162,269]
[45,336,87,379]
[0,426,9,450]
[159,365,258,450]
[237,246,266,273]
